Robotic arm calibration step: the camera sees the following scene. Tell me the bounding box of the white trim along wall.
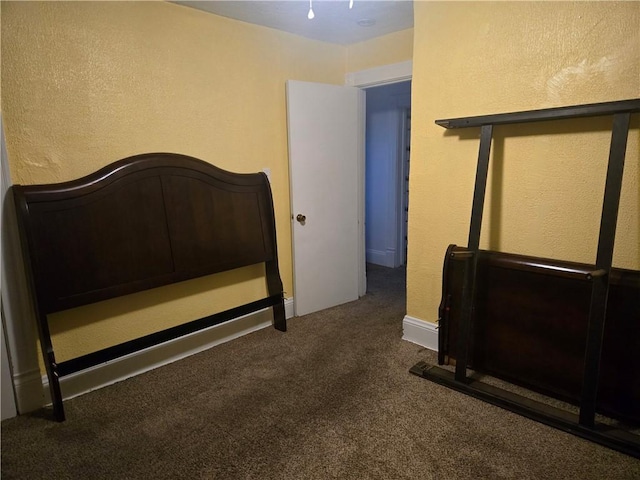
[44,299,294,405]
[345,60,413,88]
[2,114,45,417]
[1,114,19,420]
[402,315,438,352]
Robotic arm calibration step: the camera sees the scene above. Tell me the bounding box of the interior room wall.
[346,28,413,73]
[1,2,416,414]
[408,1,639,325]
[0,1,346,390]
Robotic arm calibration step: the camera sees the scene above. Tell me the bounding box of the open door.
[286,80,365,317]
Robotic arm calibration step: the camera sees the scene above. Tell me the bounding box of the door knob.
[296,214,306,223]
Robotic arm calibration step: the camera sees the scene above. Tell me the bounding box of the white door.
[286,80,365,316]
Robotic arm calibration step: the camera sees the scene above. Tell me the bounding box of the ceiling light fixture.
[307,0,314,20]
[307,0,355,20]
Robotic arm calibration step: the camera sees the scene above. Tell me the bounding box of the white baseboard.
[13,367,45,413]
[402,315,438,352]
[284,297,294,319]
[43,298,294,404]
[366,248,396,268]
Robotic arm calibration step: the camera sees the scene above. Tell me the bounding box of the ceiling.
[174,1,414,45]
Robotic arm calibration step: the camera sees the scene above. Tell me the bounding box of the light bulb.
[308,0,314,19]
[349,0,354,9]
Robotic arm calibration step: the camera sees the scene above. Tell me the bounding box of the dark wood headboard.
[13,152,286,421]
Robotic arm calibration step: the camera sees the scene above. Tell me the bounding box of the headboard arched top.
[15,153,280,312]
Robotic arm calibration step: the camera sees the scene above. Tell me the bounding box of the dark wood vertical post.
[36,311,65,421]
[579,112,631,427]
[455,124,493,382]
[266,260,286,332]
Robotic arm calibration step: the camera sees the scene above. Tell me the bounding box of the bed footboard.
[439,245,640,425]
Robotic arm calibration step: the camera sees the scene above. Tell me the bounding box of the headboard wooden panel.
[13,152,286,421]
[438,245,640,425]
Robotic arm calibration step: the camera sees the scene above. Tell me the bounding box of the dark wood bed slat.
[13,153,286,421]
[435,98,640,129]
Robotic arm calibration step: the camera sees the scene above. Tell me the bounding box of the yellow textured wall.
[1,1,345,360]
[408,1,640,324]
[346,27,413,73]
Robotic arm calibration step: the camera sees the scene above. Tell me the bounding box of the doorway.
[364,80,412,269]
[287,62,411,312]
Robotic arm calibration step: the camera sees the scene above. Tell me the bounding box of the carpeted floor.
[2,264,639,479]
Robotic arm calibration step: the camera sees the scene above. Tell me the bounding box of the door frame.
[0,114,18,420]
[345,60,413,292]
[396,106,411,267]
[345,60,413,89]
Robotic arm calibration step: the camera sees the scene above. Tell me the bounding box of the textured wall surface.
[346,28,413,73]
[2,2,416,382]
[408,1,639,324]
[1,1,346,361]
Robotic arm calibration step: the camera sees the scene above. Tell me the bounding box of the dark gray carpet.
[2,264,639,479]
